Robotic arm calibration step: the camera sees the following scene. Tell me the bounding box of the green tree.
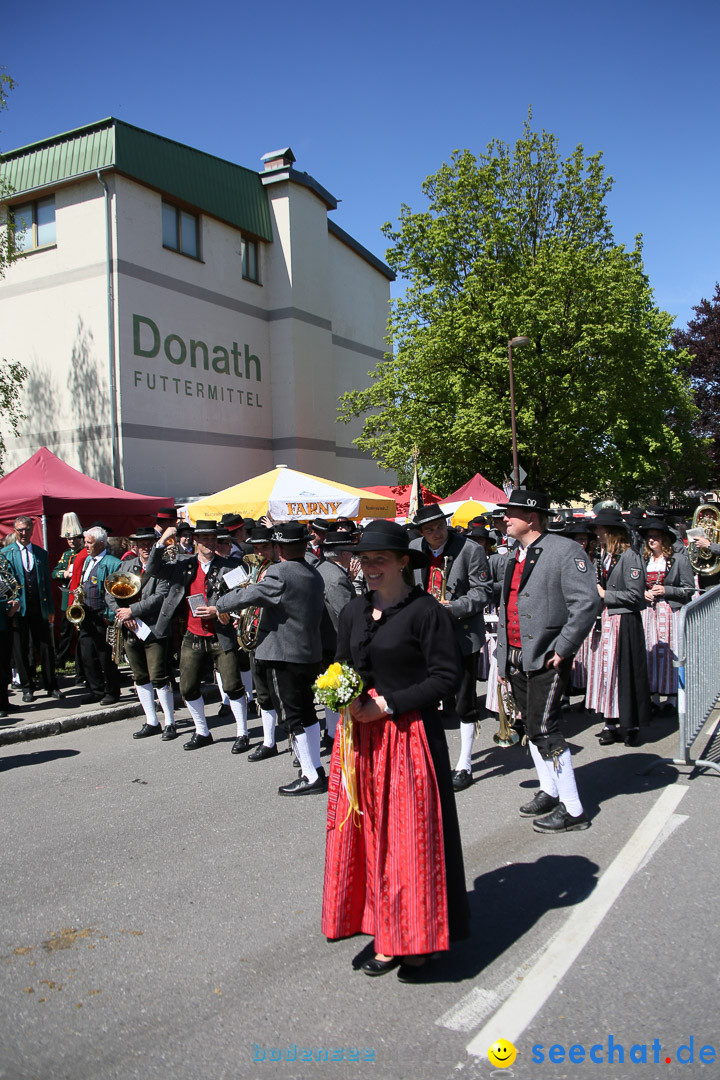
[339,117,703,503]
[0,67,28,475]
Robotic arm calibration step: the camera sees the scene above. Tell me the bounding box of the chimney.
[261,147,296,172]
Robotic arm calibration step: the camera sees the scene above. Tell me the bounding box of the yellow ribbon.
[337,705,362,831]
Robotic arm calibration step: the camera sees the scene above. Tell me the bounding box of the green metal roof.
[0,118,273,241]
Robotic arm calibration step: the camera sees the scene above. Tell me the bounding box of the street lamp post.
[508,335,531,490]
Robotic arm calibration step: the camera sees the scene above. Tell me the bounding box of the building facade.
[0,119,392,496]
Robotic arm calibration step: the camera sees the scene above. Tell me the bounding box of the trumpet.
[430,556,451,601]
[66,584,87,625]
[494,682,520,747]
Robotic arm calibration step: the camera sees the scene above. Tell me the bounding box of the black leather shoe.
[519,791,560,817]
[22,691,34,704]
[598,725,620,745]
[161,724,178,741]
[248,743,278,761]
[231,735,250,754]
[320,731,335,752]
[624,729,639,746]
[532,802,590,833]
[361,956,399,977]
[183,732,214,751]
[0,709,7,719]
[133,723,161,739]
[278,771,328,796]
[99,694,120,706]
[49,689,64,700]
[217,702,232,717]
[451,769,473,792]
[397,958,431,983]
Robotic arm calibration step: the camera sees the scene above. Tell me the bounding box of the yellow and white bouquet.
[314,662,364,829]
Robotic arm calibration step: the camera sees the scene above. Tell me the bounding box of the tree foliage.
[339,116,703,503]
[0,67,28,475]
[673,283,720,486]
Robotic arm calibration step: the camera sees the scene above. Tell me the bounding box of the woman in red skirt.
[321,520,469,982]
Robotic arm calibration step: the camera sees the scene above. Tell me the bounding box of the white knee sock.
[294,730,318,782]
[261,708,277,747]
[216,672,230,706]
[325,707,339,738]
[185,696,209,737]
[230,695,248,737]
[455,720,475,774]
[135,682,159,726]
[156,683,175,727]
[241,669,254,698]
[304,721,322,769]
[554,748,584,817]
[529,740,558,798]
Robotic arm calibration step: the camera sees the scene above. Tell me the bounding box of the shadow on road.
[0,748,80,772]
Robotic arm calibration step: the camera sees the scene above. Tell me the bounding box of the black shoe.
[0,710,7,719]
[217,702,232,717]
[519,791,560,817]
[532,802,590,833]
[361,956,399,977]
[22,691,34,704]
[133,722,161,739]
[231,735,250,754]
[598,725,620,746]
[320,731,335,752]
[48,689,64,700]
[161,724,178,741]
[397,958,431,983]
[451,769,473,792]
[183,732,214,751]
[100,694,120,706]
[278,771,328,796]
[624,729,639,747]
[248,743,278,762]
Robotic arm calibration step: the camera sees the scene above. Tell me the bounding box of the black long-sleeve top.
[335,586,462,719]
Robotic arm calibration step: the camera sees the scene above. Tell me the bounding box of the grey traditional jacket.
[144,545,239,651]
[217,556,325,664]
[410,530,492,655]
[106,556,170,638]
[317,559,355,653]
[496,532,601,675]
[602,548,647,614]
[644,550,694,611]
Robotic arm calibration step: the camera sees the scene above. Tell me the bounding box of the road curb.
[0,701,146,745]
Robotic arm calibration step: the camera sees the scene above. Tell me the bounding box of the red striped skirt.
[642,601,679,695]
[585,612,621,718]
[321,709,449,957]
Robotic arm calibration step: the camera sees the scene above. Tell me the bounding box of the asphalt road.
[0,698,717,1080]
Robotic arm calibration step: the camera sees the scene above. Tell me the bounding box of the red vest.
[186,561,214,637]
[506,556,524,648]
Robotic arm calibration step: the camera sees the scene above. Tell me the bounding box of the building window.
[162,201,199,259]
[12,196,56,253]
[241,237,259,283]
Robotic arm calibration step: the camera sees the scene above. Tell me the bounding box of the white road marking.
[437,945,549,1032]
[465,783,688,1060]
[636,812,687,873]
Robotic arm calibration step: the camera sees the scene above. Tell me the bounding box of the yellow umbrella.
[182,466,396,524]
[450,500,488,529]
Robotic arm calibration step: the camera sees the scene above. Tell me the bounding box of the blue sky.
[2,0,717,329]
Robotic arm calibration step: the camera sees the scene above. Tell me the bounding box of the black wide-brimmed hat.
[353,520,428,568]
[412,504,447,527]
[273,522,312,544]
[321,529,354,549]
[193,519,219,535]
[219,513,243,531]
[491,507,507,518]
[335,517,357,532]
[591,509,629,531]
[310,517,331,533]
[128,526,158,541]
[216,531,232,542]
[155,506,178,522]
[249,526,276,544]
[504,490,551,512]
[468,524,492,543]
[637,516,674,538]
[565,521,592,537]
[176,522,194,535]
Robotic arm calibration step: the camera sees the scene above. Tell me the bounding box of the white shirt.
[83,550,107,581]
[17,543,35,573]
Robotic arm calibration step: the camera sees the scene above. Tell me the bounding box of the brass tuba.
[66,584,87,625]
[105,571,143,665]
[688,504,720,577]
[236,554,270,652]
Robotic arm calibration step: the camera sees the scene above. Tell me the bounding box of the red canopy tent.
[363,484,442,518]
[0,448,167,566]
[442,472,507,505]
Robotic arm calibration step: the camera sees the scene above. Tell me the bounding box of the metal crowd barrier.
[646,584,720,776]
